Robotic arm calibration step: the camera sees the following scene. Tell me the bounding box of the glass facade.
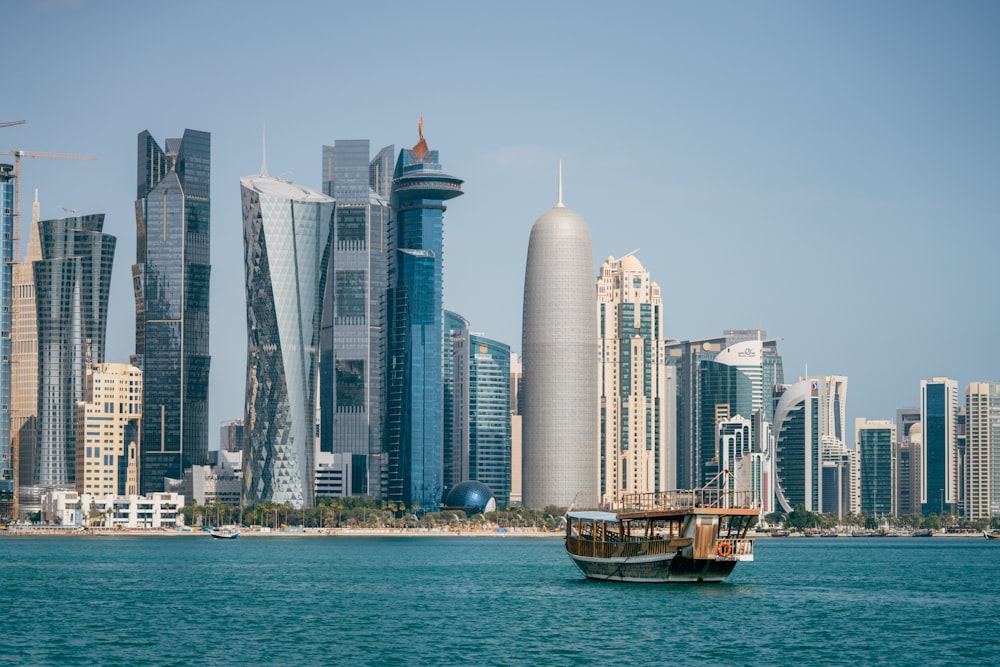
[133,130,211,493]
[33,215,116,489]
[858,424,894,516]
[773,381,820,512]
[319,140,393,498]
[921,378,956,515]
[241,175,333,508]
[467,334,511,508]
[666,331,782,490]
[385,128,463,512]
[443,310,470,498]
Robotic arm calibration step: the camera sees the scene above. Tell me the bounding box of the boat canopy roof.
[567,511,620,522]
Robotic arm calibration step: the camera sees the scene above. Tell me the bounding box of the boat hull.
[568,551,738,584]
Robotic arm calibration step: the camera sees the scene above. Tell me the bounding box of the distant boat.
[770,530,790,538]
[210,525,240,539]
[984,531,1000,541]
[912,529,934,538]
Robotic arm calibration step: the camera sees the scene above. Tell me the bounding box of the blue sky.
[5,1,999,446]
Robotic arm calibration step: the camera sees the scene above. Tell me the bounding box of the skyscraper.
[384,121,463,512]
[666,329,783,490]
[241,173,334,509]
[443,310,470,497]
[806,375,848,459]
[856,418,895,516]
[895,406,922,516]
[920,376,958,515]
[11,189,42,517]
[75,363,142,496]
[596,253,672,506]
[467,334,512,508]
[34,214,116,490]
[964,382,1000,520]
[320,140,393,498]
[133,129,211,493]
[773,379,820,512]
[521,167,598,510]
[0,164,13,519]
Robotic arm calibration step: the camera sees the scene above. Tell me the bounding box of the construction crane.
[0,120,26,129]
[0,149,97,254]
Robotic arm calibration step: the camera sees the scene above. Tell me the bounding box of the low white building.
[41,491,184,529]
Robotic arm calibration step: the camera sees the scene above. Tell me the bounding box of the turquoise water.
[2,535,998,666]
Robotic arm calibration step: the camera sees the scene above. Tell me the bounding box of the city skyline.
[4,2,999,444]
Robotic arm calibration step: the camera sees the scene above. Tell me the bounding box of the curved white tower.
[241,174,334,508]
[521,167,598,509]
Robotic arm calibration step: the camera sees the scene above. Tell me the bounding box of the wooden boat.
[564,482,757,584]
[984,531,1000,541]
[209,525,240,539]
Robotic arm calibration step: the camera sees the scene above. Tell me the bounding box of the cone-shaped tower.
[521,166,598,509]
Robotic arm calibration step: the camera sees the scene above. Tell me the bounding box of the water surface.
[2,535,997,665]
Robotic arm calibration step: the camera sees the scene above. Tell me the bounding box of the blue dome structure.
[443,481,497,515]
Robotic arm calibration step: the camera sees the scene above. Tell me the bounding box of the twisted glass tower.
[34,214,116,489]
[385,121,463,512]
[133,129,211,492]
[521,169,598,510]
[241,174,334,508]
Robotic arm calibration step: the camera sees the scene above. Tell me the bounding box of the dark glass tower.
[320,140,393,498]
[34,214,116,489]
[921,377,957,515]
[385,121,462,512]
[133,129,211,493]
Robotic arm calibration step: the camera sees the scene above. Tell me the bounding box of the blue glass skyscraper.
[385,120,463,512]
[133,129,211,493]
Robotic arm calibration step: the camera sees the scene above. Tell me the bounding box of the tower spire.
[261,125,268,177]
[556,160,564,208]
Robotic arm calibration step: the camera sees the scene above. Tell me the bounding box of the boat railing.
[614,488,758,513]
[566,535,692,559]
[714,537,754,560]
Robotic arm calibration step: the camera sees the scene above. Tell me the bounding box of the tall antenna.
[556,160,564,207]
[261,125,268,176]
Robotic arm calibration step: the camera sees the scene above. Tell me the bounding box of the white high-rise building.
[521,167,598,510]
[965,382,1000,520]
[804,375,848,460]
[596,253,672,506]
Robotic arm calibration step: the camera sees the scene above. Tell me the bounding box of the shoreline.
[0,526,564,538]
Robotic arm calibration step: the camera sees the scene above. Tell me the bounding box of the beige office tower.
[596,253,672,507]
[965,382,1000,520]
[509,352,523,506]
[11,190,42,518]
[75,363,143,495]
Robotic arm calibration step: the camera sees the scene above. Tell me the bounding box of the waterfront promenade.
[0,524,561,538]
